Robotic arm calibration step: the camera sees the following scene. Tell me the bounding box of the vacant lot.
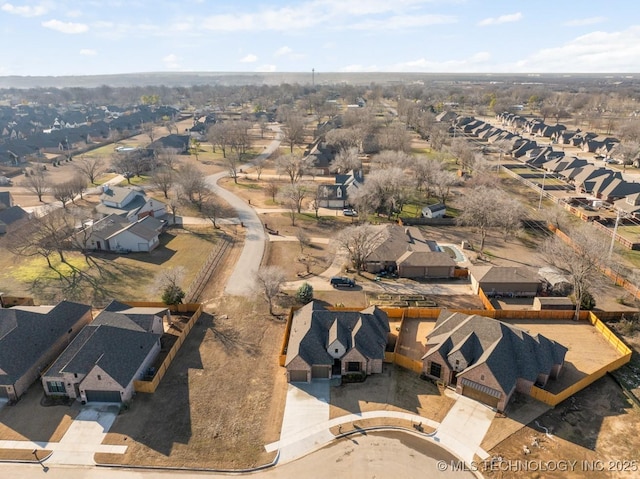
[484,376,640,479]
[266,240,333,282]
[330,364,454,427]
[96,296,286,469]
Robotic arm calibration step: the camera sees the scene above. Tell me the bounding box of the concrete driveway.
[265,381,332,463]
[434,395,495,463]
[0,403,124,466]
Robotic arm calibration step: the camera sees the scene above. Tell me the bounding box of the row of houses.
[0,104,180,166]
[0,299,169,404]
[284,302,567,412]
[439,112,640,218]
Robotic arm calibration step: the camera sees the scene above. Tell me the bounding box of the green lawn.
[0,227,219,304]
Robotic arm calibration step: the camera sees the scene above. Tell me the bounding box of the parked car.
[330,276,356,288]
[343,208,358,217]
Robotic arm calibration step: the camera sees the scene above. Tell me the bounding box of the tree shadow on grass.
[102,312,211,457]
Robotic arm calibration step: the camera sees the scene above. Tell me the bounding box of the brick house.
[422,312,567,411]
[285,302,390,383]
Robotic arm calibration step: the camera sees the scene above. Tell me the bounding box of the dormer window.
[334,349,339,353]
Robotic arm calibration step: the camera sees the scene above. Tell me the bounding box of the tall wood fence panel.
[134,303,203,393]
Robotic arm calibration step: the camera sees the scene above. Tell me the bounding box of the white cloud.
[350,14,456,30]
[275,46,292,57]
[42,19,89,34]
[391,51,492,72]
[512,26,640,72]
[478,12,522,27]
[239,54,257,63]
[256,64,276,72]
[79,48,97,56]
[66,10,83,18]
[564,16,607,27]
[201,1,454,33]
[1,2,49,17]
[163,53,180,69]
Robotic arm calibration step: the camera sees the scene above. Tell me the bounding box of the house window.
[481,375,485,381]
[334,348,339,354]
[97,375,102,380]
[74,373,78,378]
[337,188,342,198]
[429,362,442,379]
[455,360,459,366]
[47,381,66,394]
[347,362,361,372]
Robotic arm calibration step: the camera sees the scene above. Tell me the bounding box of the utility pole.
[312,68,315,87]
[608,209,622,263]
[538,171,546,210]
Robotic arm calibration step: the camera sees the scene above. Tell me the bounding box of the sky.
[1,0,640,76]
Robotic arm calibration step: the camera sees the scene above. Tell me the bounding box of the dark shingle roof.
[0,301,91,386]
[425,313,567,394]
[285,302,389,367]
[45,307,160,387]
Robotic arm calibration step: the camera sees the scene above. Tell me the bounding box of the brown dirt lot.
[508,319,624,394]
[96,296,286,469]
[330,364,454,424]
[266,240,333,282]
[484,376,640,479]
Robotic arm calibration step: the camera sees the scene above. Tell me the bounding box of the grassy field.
[0,226,219,304]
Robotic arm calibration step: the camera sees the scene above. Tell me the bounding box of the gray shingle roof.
[366,225,437,263]
[0,205,28,226]
[0,301,91,386]
[424,312,567,394]
[471,266,539,285]
[285,302,390,367]
[396,251,455,268]
[45,306,160,387]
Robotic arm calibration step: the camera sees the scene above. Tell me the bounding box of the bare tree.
[75,157,105,184]
[252,156,266,180]
[256,265,286,316]
[457,186,516,254]
[433,169,458,205]
[330,147,361,173]
[279,183,310,226]
[276,153,312,184]
[296,229,311,254]
[449,137,475,172]
[157,147,181,170]
[352,167,408,217]
[52,181,75,208]
[265,180,280,203]
[207,122,232,158]
[336,224,384,272]
[22,170,49,202]
[542,223,609,320]
[69,174,88,201]
[612,141,640,169]
[151,168,174,199]
[141,122,156,143]
[176,163,207,209]
[281,112,306,153]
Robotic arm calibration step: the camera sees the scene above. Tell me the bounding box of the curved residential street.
[205,126,282,296]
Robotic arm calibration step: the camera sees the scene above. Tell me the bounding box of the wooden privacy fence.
[134,303,203,393]
[478,288,495,311]
[529,312,632,407]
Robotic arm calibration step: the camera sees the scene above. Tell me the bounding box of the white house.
[77,214,163,253]
[421,203,446,219]
[97,185,167,222]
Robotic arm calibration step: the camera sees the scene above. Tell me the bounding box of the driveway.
[265,381,332,463]
[0,403,124,466]
[433,395,495,463]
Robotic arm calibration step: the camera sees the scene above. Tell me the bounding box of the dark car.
[330,276,356,288]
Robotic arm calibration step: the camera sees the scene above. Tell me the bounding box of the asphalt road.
[206,125,282,296]
[0,431,476,479]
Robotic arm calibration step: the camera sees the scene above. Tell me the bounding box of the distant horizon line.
[1,71,639,78]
